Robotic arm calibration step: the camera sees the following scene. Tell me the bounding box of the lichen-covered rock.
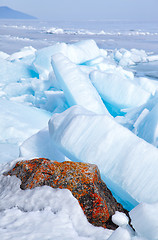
[4,158,128,229]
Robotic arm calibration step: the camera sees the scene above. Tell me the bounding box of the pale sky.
[0,0,158,21]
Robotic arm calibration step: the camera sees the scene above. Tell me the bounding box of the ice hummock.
[51,53,110,115]
[90,69,151,115]
[32,39,101,79]
[113,48,148,66]
[0,99,51,163]
[134,102,158,147]
[7,46,36,61]
[0,58,38,84]
[1,36,158,239]
[49,105,158,209]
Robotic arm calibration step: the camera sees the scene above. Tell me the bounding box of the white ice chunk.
[99,49,108,58]
[3,81,33,97]
[49,106,158,207]
[135,102,158,147]
[130,49,147,63]
[32,43,67,78]
[46,27,64,34]
[10,94,35,106]
[130,202,158,240]
[44,90,68,113]
[67,39,101,64]
[32,40,101,78]
[0,99,51,145]
[112,211,129,227]
[134,77,158,95]
[147,55,158,62]
[20,127,66,161]
[133,108,149,131]
[107,226,132,240]
[51,53,110,115]
[113,48,147,66]
[0,58,38,84]
[48,71,62,90]
[90,70,151,111]
[0,51,9,59]
[0,143,19,163]
[8,46,36,61]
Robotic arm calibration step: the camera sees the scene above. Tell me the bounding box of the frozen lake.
[0,19,158,54]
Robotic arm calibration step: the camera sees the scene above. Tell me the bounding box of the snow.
[0,167,112,240]
[112,211,129,227]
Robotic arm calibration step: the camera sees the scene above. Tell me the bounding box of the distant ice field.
[0,19,158,54]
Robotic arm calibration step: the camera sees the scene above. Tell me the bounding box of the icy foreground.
[1,39,158,239]
[0,167,112,240]
[48,105,158,208]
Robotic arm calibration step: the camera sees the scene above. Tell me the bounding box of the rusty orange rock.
[4,158,128,229]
